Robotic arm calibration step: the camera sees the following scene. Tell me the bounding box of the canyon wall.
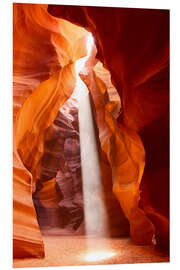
[13,3,169,258]
[33,97,84,232]
[48,5,169,250]
[13,3,89,257]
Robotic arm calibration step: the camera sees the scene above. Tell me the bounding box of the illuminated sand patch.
[84,251,116,262]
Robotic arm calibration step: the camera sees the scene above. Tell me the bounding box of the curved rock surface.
[48,5,169,250]
[13,3,169,258]
[13,3,90,258]
[34,97,84,231]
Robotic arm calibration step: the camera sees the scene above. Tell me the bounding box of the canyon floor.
[13,229,169,268]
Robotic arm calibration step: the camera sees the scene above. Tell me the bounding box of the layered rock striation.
[13,3,90,258]
[48,5,169,251]
[34,97,84,231]
[13,3,169,258]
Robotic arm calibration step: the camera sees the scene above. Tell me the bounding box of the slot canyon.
[13,3,169,267]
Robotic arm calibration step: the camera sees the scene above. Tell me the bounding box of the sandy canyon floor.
[13,229,169,268]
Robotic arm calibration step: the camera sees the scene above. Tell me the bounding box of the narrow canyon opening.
[13,4,169,267]
[31,31,129,262]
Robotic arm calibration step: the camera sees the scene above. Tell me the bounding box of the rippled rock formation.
[33,97,84,231]
[13,3,89,258]
[33,178,63,228]
[13,3,169,258]
[48,5,169,251]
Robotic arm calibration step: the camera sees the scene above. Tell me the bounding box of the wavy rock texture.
[80,62,131,237]
[80,61,152,241]
[48,5,169,250]
[33,97,84,231]
[13,3,90,258]
[33,178,63,228]
[13,3,169,259]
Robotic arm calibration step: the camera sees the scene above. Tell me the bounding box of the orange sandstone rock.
[80,62,155,243]
[13,3,169,258]
[48,5,169,249]
[13,3,90,258]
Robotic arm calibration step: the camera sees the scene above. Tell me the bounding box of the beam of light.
[75,33,94,74]
[77,79,110,236]
[84,251,116,262]
[72,31,115,261]
[72,33,94,99]
[73,32,110,236]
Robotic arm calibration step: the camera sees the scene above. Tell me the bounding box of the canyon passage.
[13,3,169,267]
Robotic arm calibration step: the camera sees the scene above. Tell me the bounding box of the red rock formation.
[33,178,63,228]
[13,3,169,258]
[13,3,90,258]
[34,97,84,231]
[48,5,169,250]
[84,62,130,237]
[80,60,152,241]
